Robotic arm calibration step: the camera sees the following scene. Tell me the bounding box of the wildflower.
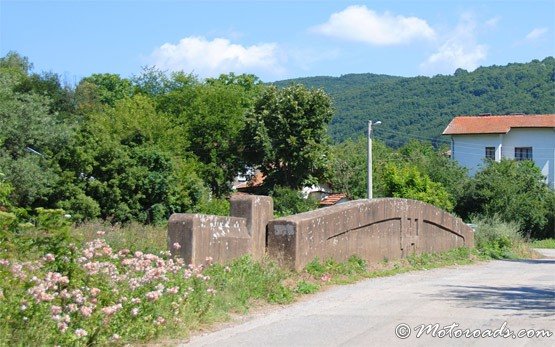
[51,305,62,315]
[321,274,332,282]
[90,288,101,297]
[145,290,162,302]
[172,242,181,250]
[96,230,105,236]
[75,328,88,338]
[101,303,122,316]
[58,322,68,333]
[154,316,166,326]
[206,288,217,295]
[131,297,141,304]
[167,286,179,294]
[111,334,121,341]
[80,306,93,317]
[205,256,213,264]
[131,307,139,316]
[224,266,231,272]
[43,253,56,262]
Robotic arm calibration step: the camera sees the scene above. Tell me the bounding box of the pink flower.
[146,290,162,302]
[57,322,68,333]
[172,242,181,250]
[321,274,332,282]
[131,307,139,316]
[101,303,122,316]
[167,286,179,294]
[154,316,166,326]
[43,254,56,262]
[96,231,105,236]
[75,328,88,338]
[51,305,62,315]
[90,288,101,297]
[80,306,93,317]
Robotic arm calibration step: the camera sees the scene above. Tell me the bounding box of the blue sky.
[1,0,554,82]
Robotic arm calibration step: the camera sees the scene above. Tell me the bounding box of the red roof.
[442,114,555,135]
[320,193,348,206]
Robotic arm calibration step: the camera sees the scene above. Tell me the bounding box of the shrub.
[473,215,524,259]
[271,186,319,217]
[382,163,454,211]
[459,160,553,238]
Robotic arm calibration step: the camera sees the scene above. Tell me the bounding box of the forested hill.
[274,57,555,146]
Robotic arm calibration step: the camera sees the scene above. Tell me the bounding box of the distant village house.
[442,114,555,189]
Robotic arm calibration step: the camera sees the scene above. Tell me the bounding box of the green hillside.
[274,57,555,146]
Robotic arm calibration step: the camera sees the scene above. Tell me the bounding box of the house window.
[514,147,533,161]
[485,147,495,160]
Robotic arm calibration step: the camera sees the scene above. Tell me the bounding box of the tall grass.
[472,215,536,259]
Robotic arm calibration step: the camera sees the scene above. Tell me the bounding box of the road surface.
[184,249,555,347]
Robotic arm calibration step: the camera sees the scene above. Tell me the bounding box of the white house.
[442,114,555,189]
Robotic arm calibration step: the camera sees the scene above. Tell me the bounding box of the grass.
[530,238,555,249]
[0,215,541,346]
[72,220,167,254]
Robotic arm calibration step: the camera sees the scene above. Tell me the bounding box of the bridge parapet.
[267,198,474,270]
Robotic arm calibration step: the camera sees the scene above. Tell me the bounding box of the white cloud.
[525,27,548,41]
[313,5,435,45]
[421,14,488,74]
[149,36,284,78]
[485,16,500,28]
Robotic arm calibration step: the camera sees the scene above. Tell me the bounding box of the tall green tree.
[459,159,554,238]
[243,84,334,189]
[382,163,454,211]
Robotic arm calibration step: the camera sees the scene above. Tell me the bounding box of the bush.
[459,160,553,238]
[271,186,319,217]
[382,163,454,211]
[473,216,525,259]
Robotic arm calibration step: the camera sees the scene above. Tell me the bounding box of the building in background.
[442,114,555,189]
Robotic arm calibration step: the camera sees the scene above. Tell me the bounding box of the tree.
[0,54,69,208]
[243,84,334,190]
[382,163,454,211]
[458,159,554,238]
[329,137,395,199]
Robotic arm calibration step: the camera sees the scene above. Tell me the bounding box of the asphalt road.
[184,249,555,347]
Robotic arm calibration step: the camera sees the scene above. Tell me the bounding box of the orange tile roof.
[320,193,348,206]
[442,114,555,135]
[234,171,266,190]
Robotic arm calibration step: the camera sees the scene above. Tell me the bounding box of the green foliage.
[271,186,319,217]
[329,137,395,199]
[295,281,319,294]
[382,163,454,211]
[530,238,555,249]
[472,216,525,259]
[243,84,334,189]
[459,159,553,238]
[276,57,555,144]
[0,173,13,208]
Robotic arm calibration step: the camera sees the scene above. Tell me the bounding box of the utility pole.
[367,120,381,199]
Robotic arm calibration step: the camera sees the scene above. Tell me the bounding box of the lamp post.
[367,120,381,199]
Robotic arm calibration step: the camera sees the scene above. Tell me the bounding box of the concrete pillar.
[230,195,274,260]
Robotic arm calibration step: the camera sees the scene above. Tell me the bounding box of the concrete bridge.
[168,196,474,270]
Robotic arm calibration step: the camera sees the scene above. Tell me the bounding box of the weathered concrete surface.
[168,214,249,265]
[230,195,273,260]
[185,253,555,347]
[168,195,274,265]
[267,198,474,271]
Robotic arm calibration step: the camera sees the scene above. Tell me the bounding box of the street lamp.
[367,120,382,199]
